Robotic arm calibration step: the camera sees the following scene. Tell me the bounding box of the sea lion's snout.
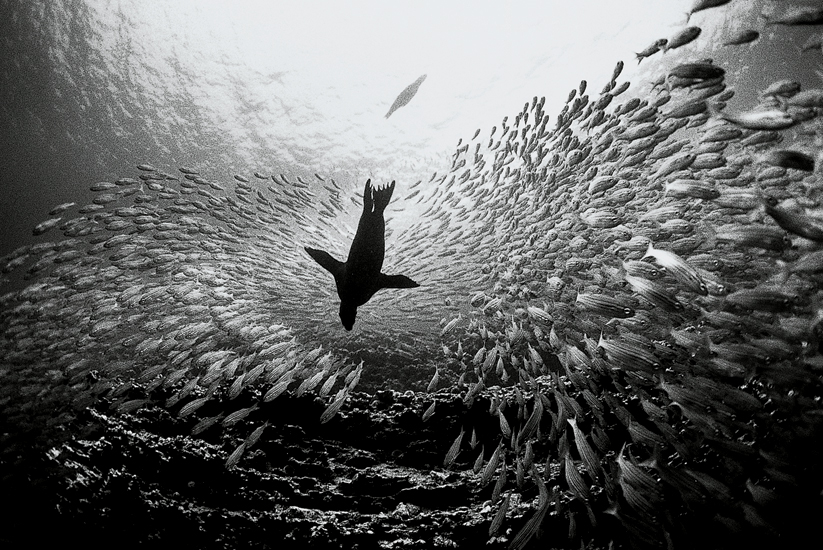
[340,304,356,331]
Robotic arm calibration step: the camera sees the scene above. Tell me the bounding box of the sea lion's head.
[339,303,357,331]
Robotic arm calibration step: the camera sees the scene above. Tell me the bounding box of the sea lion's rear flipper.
[377,272,419,289]
[305,247,344,280]
[363,179,373,214]
[371,180,395,214]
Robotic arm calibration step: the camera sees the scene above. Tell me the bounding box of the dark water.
[2,1,823,546]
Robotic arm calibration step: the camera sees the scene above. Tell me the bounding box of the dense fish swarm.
[4,9,823,550]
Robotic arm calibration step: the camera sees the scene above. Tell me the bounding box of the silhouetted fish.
[385,74,427,119]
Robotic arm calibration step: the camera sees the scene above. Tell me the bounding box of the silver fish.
[385,74,427,119]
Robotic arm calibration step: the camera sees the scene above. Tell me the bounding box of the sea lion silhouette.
[305,179,419,330]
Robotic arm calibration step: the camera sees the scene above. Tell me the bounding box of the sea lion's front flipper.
[377,272,420,289]
[305,247,344,280]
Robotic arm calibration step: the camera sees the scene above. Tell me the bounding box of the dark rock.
[340,470,413,497]
[396,484,471,509]
[0,389,537,550]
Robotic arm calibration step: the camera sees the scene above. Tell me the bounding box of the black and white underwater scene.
[3,0,823,548]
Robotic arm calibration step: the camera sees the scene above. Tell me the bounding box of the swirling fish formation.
[3,2,823,547]
[1,169,377,460]
[414,50,823,543]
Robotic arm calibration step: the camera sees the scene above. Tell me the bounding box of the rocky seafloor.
[2,383,819,550]
[2,388,524,550]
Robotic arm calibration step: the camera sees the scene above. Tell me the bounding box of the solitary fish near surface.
[305,179,419,330]
[385,74,427,119]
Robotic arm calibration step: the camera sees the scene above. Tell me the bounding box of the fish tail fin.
[635,53,643,65]
[371,180,396,214]
[774,260,792,285]
[699,223,717,250]
[760,197,774,221]
[744,208,762,225]
[640,444,664,470]
[810,294,823,331]
[706,100,724,120]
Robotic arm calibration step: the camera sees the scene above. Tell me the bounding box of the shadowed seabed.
[2,2,823,549]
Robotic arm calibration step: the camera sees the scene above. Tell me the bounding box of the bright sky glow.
[91,0,689,178]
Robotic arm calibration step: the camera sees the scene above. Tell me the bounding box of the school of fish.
[2,0,823,547]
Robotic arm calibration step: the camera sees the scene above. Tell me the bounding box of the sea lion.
[305,179,419,330]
